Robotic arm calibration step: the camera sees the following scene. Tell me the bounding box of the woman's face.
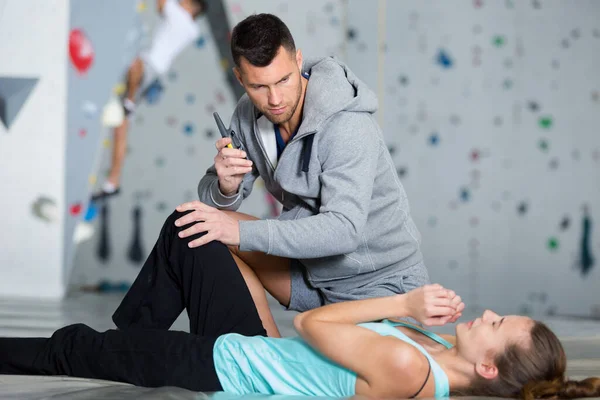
[455,309,534,377]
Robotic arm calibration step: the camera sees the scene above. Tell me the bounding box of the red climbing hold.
[69,29,94,75]
[70,203,83,216]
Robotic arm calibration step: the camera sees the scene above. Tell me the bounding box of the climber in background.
[93,0,207,201]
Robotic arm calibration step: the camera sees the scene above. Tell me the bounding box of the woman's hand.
[403,284,465,326]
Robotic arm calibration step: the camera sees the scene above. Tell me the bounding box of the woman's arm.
[295,284,461,327]
[294,285,463,397]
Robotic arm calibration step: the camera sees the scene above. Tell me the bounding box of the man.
[174,13,430,337]
[93,0,206,200]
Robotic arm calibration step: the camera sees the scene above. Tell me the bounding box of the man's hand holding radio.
[214,138,253,196]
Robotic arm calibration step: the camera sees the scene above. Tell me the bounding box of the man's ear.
[296,49,303,72]
[233,67,243,87]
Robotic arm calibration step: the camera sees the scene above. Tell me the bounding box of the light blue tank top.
[212,320,452,397]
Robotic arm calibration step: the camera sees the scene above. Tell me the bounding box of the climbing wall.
[69,0,346,290]
[347,0,600,317]
[69,0,598,319]
[63,0,140,288]
[0,0,68,298]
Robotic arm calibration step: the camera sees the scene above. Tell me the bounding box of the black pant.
[0,211,267,392]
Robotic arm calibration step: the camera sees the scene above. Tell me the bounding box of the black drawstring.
[301,135,314,173]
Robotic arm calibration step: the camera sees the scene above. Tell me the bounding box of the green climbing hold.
[493,35,506,47]
[539,116,553,129]
[547,237,559,251]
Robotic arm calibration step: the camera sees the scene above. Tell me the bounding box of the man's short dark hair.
[231,14,296,68]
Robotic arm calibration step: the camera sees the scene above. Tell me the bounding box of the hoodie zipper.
[252,118,317,202]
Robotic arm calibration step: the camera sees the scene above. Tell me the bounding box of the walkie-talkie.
[213,112,246,153]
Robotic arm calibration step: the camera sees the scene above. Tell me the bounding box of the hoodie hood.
[299,57,379,135]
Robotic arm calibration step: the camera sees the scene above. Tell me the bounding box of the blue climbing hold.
[183,122,194,135]
[84,202,98,222]
[460,187,470,202]
[429,132,440,146]
[436,49,454,69]
[144,80,164,105]
[196,36,206,48]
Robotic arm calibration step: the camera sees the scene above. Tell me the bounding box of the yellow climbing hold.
[103,138,111,148]
[113,83,126,96]
[136,1,147,13]
[89,175,97,185]
[220,58,229,70]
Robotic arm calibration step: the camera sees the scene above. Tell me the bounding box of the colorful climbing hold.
[436,49,453,69]
[547,237,559,251]
[70,203,83,216]
[195,36,206,48]
[69,29,95,75]
[144,80,164,105]
[183,123,194,136]
[219,58,229,70]
[460,187,470,202]
[84,202,98,222]
[538,116,553,129]
[492,35,506,47]
[113,83,126,96]
[428,133,439,146]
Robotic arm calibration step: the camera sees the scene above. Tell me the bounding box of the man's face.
[235,46,304,125]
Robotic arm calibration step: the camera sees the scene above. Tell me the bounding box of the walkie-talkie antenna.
[213,112,233,149]
[213,112,229,137]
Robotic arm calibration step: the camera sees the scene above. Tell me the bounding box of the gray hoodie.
[198,57,426,296]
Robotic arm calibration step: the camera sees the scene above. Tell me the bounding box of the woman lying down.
[1,211,599,399]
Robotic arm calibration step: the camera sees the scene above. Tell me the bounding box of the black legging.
[0,210,267,391]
